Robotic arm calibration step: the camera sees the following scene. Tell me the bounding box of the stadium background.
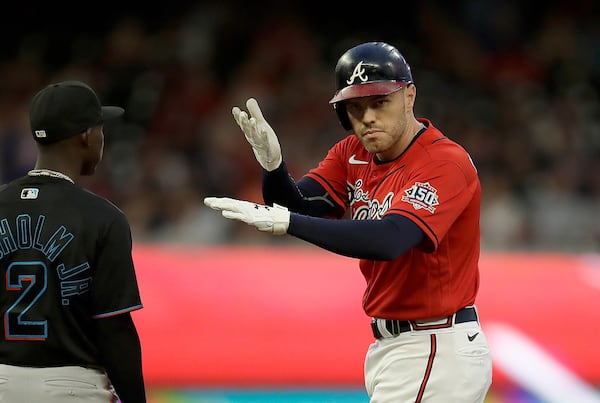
[1,1,599,402]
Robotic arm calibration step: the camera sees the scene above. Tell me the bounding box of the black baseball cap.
[29,80,124,144]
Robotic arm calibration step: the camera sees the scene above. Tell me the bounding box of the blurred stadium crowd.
[0,1,598,251]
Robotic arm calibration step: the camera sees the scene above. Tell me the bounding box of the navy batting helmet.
[329,42,413,130]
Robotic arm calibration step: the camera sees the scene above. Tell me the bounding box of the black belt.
[371,306,478,340]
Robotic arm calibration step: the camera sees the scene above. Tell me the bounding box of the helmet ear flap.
[334,103,352,131]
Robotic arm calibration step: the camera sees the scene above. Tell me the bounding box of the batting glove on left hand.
[232,98,282,172]
[204,197,290,235]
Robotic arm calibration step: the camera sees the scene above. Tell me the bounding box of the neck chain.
[27,169,75,184]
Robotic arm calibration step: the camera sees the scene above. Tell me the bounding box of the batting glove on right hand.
[232,98,282,172]
[204,197,290,235]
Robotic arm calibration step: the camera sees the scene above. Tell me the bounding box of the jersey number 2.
[4,261,48,340]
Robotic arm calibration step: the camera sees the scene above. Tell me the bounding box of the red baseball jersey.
[305,118,481,320]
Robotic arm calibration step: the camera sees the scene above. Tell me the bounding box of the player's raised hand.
[204,196,290,235]
[232,98,282,171]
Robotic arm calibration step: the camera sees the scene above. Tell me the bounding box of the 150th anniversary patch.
[401,182,439,213]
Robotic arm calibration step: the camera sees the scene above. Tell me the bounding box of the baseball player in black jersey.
[0,81,146,402]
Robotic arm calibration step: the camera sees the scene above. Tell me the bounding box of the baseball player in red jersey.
[205,41,492,402]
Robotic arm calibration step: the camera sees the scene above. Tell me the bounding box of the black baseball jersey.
[0,174,143,367]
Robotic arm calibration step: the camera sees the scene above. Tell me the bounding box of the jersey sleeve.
[387,159,479,251]
[91,212,143,318]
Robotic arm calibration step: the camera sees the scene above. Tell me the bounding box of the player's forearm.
[262,161,304,207]
[104,346,146,403]
[109,369,146,403]
[96,314,147,403]
[263,162,340,216]
[288,213,425,260]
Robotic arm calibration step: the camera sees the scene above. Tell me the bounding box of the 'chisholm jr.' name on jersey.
[0,214,92,306]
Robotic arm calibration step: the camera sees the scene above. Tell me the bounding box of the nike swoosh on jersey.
[349,154,369,165]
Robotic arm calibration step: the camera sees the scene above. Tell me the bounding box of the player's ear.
[79,128,92,146]
[405,84,416,110]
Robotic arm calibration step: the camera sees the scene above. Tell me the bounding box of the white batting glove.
[204,197,290,235]
[232,98,282,172]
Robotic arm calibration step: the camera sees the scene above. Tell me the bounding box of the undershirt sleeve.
[287,213,425,260]
[263,161,345,217]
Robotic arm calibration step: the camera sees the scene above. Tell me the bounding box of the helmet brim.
[329,81,410,104]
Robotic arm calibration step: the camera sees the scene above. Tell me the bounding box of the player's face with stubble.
[345,88,414,161]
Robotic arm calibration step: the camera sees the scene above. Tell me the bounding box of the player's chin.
[360,140,385,154]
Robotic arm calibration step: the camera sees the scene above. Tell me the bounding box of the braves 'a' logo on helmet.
[347,61,368,85]
[329,42,415,130]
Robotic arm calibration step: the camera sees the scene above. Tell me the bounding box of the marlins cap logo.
[347,61,368,85]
